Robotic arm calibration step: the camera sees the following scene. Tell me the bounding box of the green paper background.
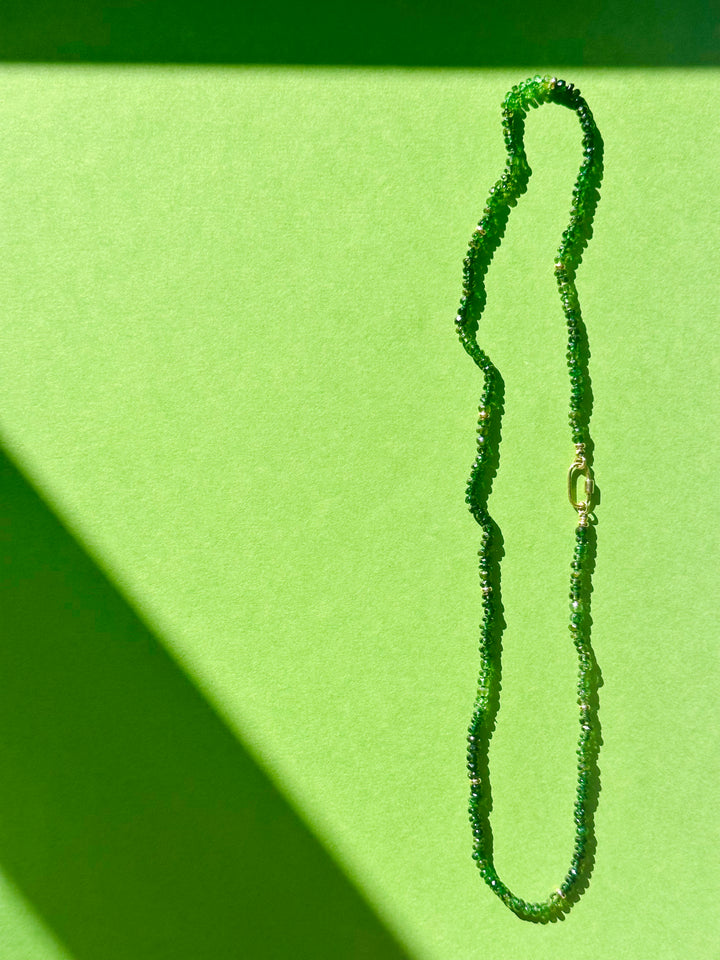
[0,63,717,959]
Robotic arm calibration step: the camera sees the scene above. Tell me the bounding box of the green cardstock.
[0,65,717,959]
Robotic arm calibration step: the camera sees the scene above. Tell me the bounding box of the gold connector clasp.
[568,450,594,514]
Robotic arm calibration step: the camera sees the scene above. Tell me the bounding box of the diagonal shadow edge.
[0,440,413,960]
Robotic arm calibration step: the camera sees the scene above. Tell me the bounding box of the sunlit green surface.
[0,66,717,959]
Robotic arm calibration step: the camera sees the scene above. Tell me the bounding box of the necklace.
[455,76,603,922]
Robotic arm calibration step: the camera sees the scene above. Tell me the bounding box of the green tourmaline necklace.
[456,76,603,923]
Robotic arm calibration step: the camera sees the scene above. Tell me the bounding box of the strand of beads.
[456,76,603,923]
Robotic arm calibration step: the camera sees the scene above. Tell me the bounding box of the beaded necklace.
[455,76,603,922]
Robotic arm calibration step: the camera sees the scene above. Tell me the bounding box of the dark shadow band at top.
[0,0,716,67]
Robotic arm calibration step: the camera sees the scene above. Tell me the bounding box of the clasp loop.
[568,454,594,513]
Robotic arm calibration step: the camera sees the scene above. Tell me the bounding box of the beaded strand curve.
[455,76,603,923]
